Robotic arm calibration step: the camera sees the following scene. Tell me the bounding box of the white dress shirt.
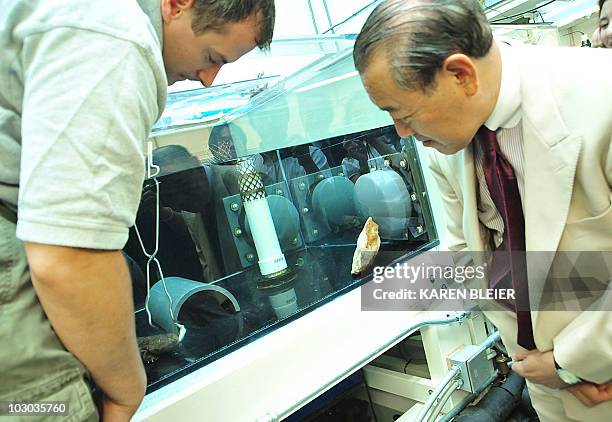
[475,42,526,248]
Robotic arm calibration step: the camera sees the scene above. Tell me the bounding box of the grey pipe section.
[276,311,470,419]
[427,378,463,422]
[416,365,462,422]
[475,330,501,356]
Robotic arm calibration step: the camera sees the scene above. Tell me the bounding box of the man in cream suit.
[353,0,611,420]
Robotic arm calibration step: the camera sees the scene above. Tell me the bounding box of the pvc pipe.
[243,197,287,275]
[269,288,298,319]
[238,157,287,276]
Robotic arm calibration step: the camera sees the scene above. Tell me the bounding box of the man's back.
[0,0,167,412]
[0,0,167,247]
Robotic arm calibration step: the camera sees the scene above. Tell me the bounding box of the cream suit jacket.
[428,45,612,419]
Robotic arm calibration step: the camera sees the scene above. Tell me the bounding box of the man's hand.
[139,189,173,222]
[512,350,566,389]
[567,383,612,407]
[25,244,146,419]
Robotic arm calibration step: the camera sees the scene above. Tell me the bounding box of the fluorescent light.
[294,71,359,93]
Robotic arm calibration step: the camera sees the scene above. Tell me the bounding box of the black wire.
[484,4,513,21]
[490,0,558,23]
[537,10,546,23]
[322,0,381,34]
[561,30,586,37]
[362,369,379,422]
[321,0,555,34]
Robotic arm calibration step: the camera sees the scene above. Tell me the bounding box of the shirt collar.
[137,0,163,50]
[484,41,521,131]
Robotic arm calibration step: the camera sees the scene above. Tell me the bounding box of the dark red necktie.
[477,126,536,350]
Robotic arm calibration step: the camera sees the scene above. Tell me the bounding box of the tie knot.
[477,126,500,154]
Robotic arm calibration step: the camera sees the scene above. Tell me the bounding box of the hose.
[427,378,463,422]
[415,365,462,422]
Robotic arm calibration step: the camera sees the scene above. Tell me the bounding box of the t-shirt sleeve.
[17,27,162,249]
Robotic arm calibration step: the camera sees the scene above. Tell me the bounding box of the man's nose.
[604,28,612,47]
[197,64,223,87]
[393,120,416,138]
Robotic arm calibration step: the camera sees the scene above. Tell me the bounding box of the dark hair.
[354,0,493,92]
[600,0,608,15]
[152,145,200,176]
[192,0,275,50]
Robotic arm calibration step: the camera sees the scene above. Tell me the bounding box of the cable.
[438,371,499,422]
[322,0,381,34]
[416,365,462,422]
[363,368,380,422]
[427,378,463,422]
[537,10,546,23]
[490,0,558,23]
[484,4,514,21]
[561,30,586,37]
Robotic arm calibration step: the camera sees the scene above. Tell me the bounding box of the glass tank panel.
[127,125,438,392]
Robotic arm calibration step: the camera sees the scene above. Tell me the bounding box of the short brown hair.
[192,0,275,50]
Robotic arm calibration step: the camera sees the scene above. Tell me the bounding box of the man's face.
[600,0,612,48]
[361,54,483,155]
[162,0,260,86]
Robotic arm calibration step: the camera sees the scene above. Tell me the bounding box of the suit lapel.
[519,47,583,326]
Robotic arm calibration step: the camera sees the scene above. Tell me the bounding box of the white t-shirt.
[0,0,168,249]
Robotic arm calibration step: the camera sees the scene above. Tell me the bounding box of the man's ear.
[443,54,479,97]
[161,0,195,22]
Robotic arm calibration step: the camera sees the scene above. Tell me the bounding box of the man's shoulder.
[516,45,611,129]
[7,0,161,51]
[516,44,609,75]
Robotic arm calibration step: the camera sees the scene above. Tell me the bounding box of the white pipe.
[269,288,298,319]
[238,157,287,276]
[243,197,287,275]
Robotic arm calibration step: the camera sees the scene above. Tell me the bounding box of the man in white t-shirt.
[0,0,275,420]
